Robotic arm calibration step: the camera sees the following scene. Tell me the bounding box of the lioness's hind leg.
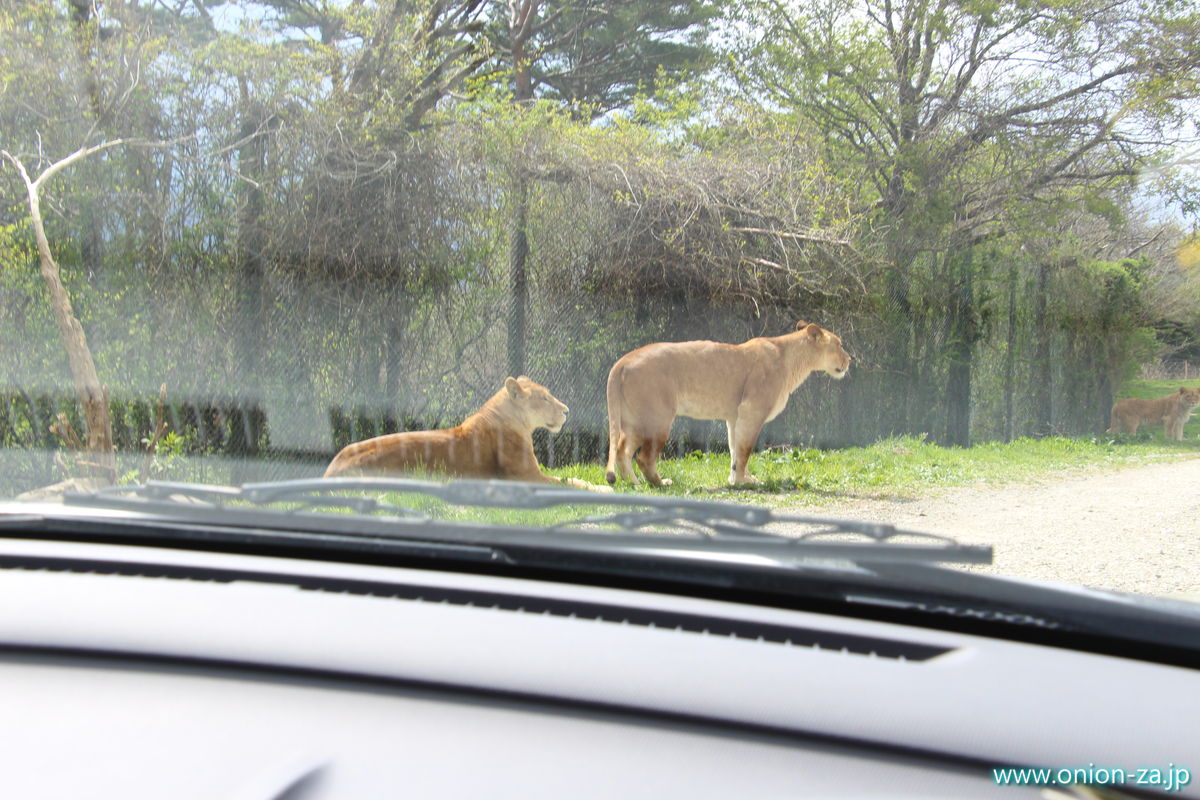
[633,435,672,487]
[615,432,639,484]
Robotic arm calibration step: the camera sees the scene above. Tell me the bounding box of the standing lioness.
[605,322,851,486]
[1107,387,1200,441]
[325,376,609,491]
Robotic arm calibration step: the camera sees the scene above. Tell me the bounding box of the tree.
[488,0,718,376]
[1,143,138,483]
[0,1,190,482]
[730,0,1200,443]
[488,0,718,118]
[237,0,491,132]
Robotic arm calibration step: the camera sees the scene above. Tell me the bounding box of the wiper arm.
[248,478,966,545]
[245,477,771,521]
[238,478,991,563]
[93,480,430,520]
[61,477,992,565]
[560,506,955,544]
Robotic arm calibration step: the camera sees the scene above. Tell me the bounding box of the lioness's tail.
[605,363,624,485]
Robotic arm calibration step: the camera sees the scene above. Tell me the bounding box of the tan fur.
[605,322,851,487]
[325,376,610,491]
[1107,387,1200,441]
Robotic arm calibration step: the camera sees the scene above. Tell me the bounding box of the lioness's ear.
[794,320,808,331]
[505,376,522,397]
[804,322,823,338]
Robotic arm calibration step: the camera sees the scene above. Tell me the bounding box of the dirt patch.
[794,457,1200,597]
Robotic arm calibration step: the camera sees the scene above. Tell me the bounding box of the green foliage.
[484,0,718,118]
[1054,258,1150,331]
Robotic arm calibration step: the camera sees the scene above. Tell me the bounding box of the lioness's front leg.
[562,476,615,493]
[726,414,765,485]
[500,440,614,492]
[522,471,614,493]
[725,420,740,484]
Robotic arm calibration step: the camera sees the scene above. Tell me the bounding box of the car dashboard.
[1,524,1195,798]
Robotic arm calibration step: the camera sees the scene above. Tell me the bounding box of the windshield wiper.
[58,477,992,566]
[40,478,1200,662]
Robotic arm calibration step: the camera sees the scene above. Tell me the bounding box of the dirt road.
[799,456,1200,597]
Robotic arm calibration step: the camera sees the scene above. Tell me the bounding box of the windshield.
[3,0,1200,608]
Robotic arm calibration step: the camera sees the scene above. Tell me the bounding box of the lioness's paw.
[659,478,673,487]
[566,477,615,493]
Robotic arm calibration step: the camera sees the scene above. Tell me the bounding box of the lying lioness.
[325,376,610,491]
[605,321,851,486]
[1107,387,1200,441]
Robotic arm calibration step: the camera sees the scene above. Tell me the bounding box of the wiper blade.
[85,480,430,520]
[559,506,954,545]
[61,477,992,565]
[246,477,772,520]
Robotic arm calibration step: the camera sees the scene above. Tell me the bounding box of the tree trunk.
[911,310,934,437]
[944,254,976,447]
[236,94,268,400]
[3,152,115,482]
[506,0,539,379]
[1003,263,1018,441]
[383,305,405,400]
[882,265,913,436]
[79,201,104,280]
[1032,260,1053,435]
[67,0,108,283]
[507,176,529,377]
[836,373,856,446]
[1097,341,1114,434]
[67,0,106,124]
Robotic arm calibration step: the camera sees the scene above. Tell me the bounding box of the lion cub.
[1107,387,1200,441]
[605,321,851,486]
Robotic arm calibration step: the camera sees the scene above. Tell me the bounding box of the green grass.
[124,378,1200,526]
[535,378,1200,509]
[547,431,1200,508]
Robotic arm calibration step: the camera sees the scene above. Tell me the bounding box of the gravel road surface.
[798,456,1200,597]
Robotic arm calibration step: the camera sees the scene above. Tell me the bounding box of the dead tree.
[1,142,134,483]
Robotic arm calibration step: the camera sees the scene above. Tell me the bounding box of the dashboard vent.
[0,554,952,662]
